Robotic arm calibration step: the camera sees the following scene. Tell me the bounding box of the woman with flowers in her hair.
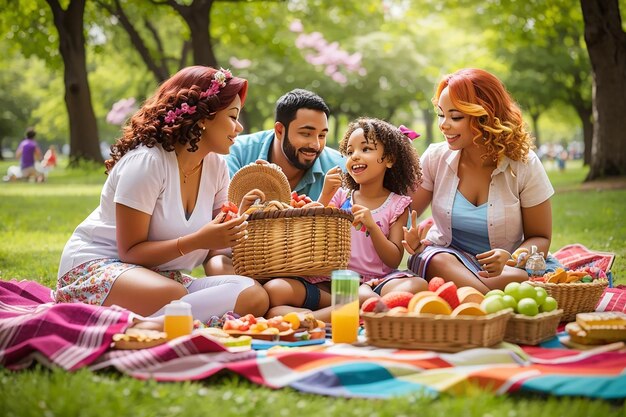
[263,117,428,320]
[56,66,269,322]
[403,68,560,293]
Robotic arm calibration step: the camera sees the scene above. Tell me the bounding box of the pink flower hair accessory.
[164,68,233,125]
[399,125,420,141]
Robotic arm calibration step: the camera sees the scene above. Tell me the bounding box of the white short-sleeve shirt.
[58,145,229,277]
[420,142,554,254]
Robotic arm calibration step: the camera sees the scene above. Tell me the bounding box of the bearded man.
[225,89,344,200]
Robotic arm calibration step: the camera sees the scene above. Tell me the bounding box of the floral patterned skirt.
[54,258,194,306]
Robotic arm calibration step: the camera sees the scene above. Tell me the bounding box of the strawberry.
[428,277,446,292]
[381,291,414,309]
[220,201,239,222]
[435,282,460,309]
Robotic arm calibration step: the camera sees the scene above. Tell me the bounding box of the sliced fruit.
[387,306,409,315]
[412,295,452,315]
[450,302,486,316]
[381,291,414,309]
[360,296,381,313]
[435,282,460,309]
[282,312,301,330]
[456,286,485,304]
[566,275,582,283]
[407,290,437,312]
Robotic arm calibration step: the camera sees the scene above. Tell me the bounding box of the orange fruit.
[457,287,485,304]
[282,312,301,330]
[407,291,437,312]
[412,295,452,315]
[387,306,409,315]
[450,302,487,317]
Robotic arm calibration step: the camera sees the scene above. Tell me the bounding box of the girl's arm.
[353,205,408,269]
[115,203,248,267]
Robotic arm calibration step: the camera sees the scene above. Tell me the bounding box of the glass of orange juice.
[164,300,193,340]
[331,270,360,344]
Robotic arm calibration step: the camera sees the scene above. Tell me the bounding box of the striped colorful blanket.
[2,280,626,399]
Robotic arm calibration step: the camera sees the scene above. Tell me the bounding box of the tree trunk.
[102,0,170,83]
[530,112,540,148]
[572,103,593,165]
[47,0,103,165]
[168,0,218,68]
[421,107,434,146]
[581,0,626,180]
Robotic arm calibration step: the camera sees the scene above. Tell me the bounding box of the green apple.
[534,287,548,305]
[480,295,507,314]
[540,296,558,312]
[504,282,522,300]
[502,294,518,311]
[517,283,537,300]
[485,289,506,298]
[517,297,539,316]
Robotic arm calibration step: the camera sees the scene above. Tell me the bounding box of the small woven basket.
[229,164,353,279]
[504,309,563,345]
[361,309,513,352]
[529,280,608,322]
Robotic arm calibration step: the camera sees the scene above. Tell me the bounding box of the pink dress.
[300,188,412,285]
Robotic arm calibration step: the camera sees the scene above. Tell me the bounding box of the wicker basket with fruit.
[228,163,353,278]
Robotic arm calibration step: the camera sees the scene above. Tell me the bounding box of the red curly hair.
[105,66,248,173]
[432,68,533,162]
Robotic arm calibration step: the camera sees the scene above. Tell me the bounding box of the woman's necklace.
[179,161,203,184]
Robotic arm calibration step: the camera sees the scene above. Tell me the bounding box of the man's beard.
[282,126,320,170]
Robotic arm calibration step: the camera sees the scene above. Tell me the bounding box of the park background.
[1,1,626,416]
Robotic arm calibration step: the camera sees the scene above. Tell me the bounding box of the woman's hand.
[196,215,249,250]
[476,248,512,278]
[239,189,265,214]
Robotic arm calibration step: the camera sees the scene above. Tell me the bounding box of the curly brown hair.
[105,66,248,173]
[339,117,422,196]
[432,68,533,163]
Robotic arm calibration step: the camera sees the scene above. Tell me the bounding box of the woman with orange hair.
[403,68,559,293]
[56,66,269,321]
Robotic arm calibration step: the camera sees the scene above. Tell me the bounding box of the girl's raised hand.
[476,248,512,278]
[319,166,343,206]
[402,210,420,254]
[401,210,432,255]
[239,188,265,214]
[196,214,249,250]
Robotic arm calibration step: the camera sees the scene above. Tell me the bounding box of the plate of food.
[221,312,326,342]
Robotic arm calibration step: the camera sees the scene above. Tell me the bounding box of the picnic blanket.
[2,279,626,400]
[553,243,615,285]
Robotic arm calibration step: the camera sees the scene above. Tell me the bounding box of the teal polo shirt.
[224,129,345,200]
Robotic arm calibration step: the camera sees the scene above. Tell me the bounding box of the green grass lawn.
[0,157,625,416]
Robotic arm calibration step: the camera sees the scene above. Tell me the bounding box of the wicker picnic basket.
[228,164,353,279]
[528,280,608,322]
[504,309,563,345]
[361,309,513,352]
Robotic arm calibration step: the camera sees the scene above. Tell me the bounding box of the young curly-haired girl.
[404,68,561,293]
[56,66,269,322]
[263,118,428,319]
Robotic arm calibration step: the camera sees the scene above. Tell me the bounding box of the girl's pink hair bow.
[399,125,420,141]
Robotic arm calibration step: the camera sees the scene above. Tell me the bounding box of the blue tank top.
[450,191,491,254]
